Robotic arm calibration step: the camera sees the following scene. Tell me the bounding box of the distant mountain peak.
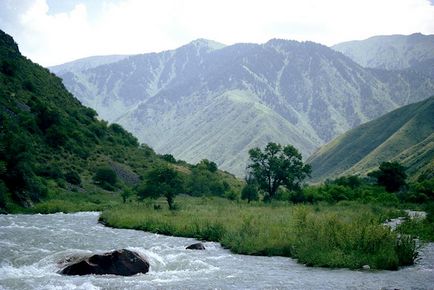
[186,38,226,51]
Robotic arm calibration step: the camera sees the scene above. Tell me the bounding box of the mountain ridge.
[332,33,434,71]
[52,37,434,176]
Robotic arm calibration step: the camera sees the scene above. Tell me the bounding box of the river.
[0,212,433,290]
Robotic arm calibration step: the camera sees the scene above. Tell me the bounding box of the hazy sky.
[1,0,434,67]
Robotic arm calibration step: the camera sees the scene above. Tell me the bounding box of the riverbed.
[0,212,433,289]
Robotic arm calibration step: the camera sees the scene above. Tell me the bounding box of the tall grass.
[100,196,416,270]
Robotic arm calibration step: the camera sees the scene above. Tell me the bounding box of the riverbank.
[99,196,417,270]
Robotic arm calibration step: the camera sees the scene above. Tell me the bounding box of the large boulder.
[186,242,206,250]
[60,249,149,276]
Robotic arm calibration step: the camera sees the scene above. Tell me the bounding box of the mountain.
[332,33,434,73]
[49,55,129,75]
[0,30,240,210]
[52,38,434,176]
[307,96,434,182]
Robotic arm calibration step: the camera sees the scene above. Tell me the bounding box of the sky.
[1,0,434,67]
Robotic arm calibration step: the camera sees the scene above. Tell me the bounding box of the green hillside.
[0,30,241,211]
[308,96,434,182]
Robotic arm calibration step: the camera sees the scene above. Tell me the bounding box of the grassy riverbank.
[99,196,416,270]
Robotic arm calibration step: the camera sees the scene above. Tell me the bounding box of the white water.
[0,212,433,290]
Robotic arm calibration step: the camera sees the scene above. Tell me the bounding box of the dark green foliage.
[121,188,132,203]
[369,161,407,192]
[160,154,177,163]
[331,175,363,189]
[137,165,184,210]
[241,184,258,203]
[405,176,434,202]
[93,166,117,190]
[0,180,8,209]
[185,159,230,197]
[37,163,64,179]
[299,175,402,205]
[65,170,81,185]
[1,60,16,76]
[248,142,311,201]
[241,175,259,203]
[196,159,218,172]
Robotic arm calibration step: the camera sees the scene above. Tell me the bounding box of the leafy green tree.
[93,166,117,190]
[247,142,311,201]
[160,154,177,163]
[241,174,259,203]
[241,183,258,203]
[137,165,184,210]
[196,159,218,172]
[368,161,407,192]
[65,170,81,185]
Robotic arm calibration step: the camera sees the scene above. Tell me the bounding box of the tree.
[247,142,311,201]
[368,161,407,192]
[241,174,259,203]
[137,165,184,210]
[196,159,218,172]
[93,166,117,190]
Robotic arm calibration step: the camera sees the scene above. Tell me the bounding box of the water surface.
[0,212,433,289]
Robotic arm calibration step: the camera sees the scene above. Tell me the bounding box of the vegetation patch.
[100,196,415,270]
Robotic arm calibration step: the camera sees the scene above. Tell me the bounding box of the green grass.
[99,196,415,270]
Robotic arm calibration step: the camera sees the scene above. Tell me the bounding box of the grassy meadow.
[99,196,417,270]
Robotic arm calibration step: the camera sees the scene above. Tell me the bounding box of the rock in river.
[186,242,206,250]
[60,249,149,276]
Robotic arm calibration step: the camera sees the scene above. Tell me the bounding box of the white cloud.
[8,0,434,66]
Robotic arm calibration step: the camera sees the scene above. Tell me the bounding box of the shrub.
[93,166,117,190]
[241,183,259,203]
[65,170,81,185]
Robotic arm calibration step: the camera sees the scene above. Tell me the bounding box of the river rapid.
[0,212,433,290]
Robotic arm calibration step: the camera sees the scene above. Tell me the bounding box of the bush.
[93,166,117,189]
[368,161,407,193]
[1,60,16,76]
[65,170,81,185]
[160,154,177,163]
[241,183,259,203]
[37,163,64,179]
[0,181,7,208]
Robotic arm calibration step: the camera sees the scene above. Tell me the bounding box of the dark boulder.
[60,249,149,276]
[186,242,206,250]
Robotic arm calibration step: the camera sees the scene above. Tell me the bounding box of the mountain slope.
[53,38,434,176]
[0,30,240,210]
[332,33,434,71]
[307,96,434,182]
[49,55,130,75]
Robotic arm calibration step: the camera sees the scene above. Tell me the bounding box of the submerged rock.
[60,249,149,276]
[186,242,206,250]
